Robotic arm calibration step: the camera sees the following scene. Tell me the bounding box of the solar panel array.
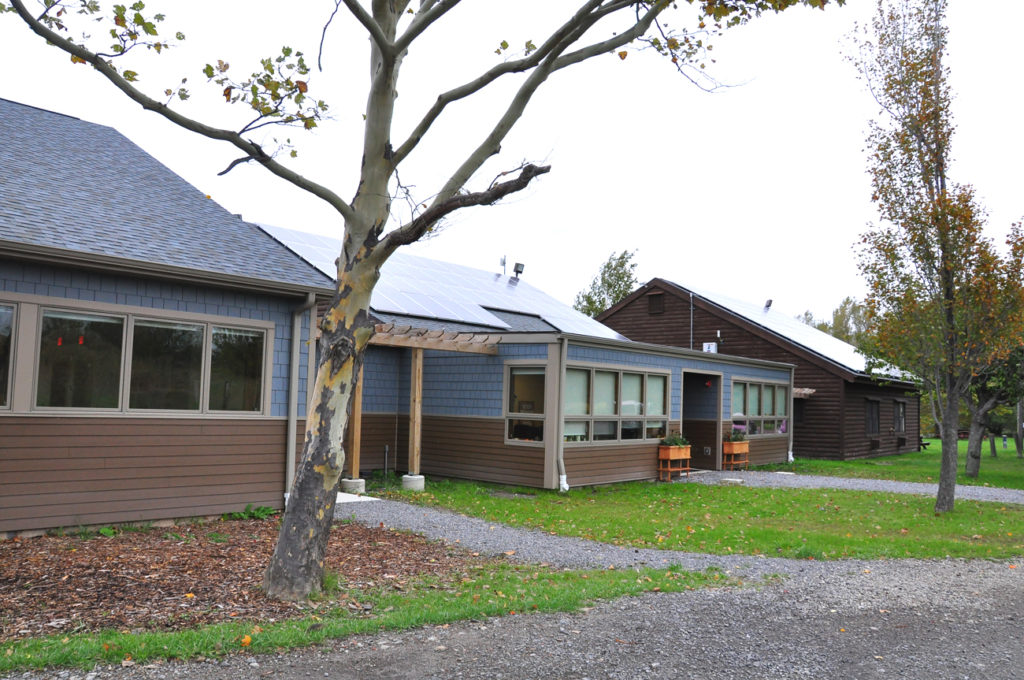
[259,223,624,340]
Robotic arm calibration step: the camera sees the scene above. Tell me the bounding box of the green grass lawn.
[378,477,1024,561]
[0,564,729,673]
[757,438,1024,490]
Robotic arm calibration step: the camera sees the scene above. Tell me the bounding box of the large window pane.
[593,371,618,415]
[776,387,788,416]
[509,367,545,414]
[508,419,543,441]
[129,320,203,410]
[732,382,746,418]
[565,368,590,415]
[762,386,774,417]
[37,311,123,408]
[646,374,667,416]
[621,373,643,416]
[746,384,760,418]
[0,305,12,407]
[209,327,264,412]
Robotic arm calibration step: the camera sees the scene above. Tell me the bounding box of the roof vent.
[763,299,773,312]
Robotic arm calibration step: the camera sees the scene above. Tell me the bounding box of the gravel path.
[7,474,1024,680]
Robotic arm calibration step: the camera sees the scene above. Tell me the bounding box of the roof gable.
[259,223,625,339]
[0,99,332,292]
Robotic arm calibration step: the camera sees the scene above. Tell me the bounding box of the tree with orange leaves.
[854,0,1024,513]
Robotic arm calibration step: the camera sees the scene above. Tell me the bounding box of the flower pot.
[723,441,749,455]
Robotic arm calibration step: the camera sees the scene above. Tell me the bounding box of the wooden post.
[408,348,423,475]
[347,363,363,479]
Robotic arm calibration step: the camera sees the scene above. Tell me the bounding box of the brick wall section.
[0,259,312,418]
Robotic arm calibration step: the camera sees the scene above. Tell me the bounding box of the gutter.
[286,293,318,497]
[555,336,569,492]
[788,364,795,463]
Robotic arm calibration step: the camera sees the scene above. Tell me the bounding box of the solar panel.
[258,223,624,339]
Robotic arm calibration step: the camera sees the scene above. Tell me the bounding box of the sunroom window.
[563,367,669,443]
[732,381,788,436]
[209,327,265,412]
[129,320,203,410]
[36,311,124,409]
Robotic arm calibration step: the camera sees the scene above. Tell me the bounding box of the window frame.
[0,302,16,410]
[893,401,906,434]
[866,399,880,436]
[29,304,272,416]
[562,363,671,445]
[505,363,546,444]
[731,379,790,438]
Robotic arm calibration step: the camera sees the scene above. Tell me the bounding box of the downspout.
[689,292,694,350]
[286,293,317,499]
[556,336,569,491]
[787,365,795,463]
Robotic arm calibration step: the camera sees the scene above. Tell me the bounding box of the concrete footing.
[340,478,366,494]
[401,474,425,491]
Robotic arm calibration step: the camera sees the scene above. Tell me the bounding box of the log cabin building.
[597,279,921,460]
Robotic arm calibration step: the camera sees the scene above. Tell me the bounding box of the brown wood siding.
[564,443,657,486]
[747,436,790,466]
[601,283,916,460]
[1,417,288,533]
[684,419,720,470]
[417,416,545,487]
[842,381,922,459]
[352,413,407,474]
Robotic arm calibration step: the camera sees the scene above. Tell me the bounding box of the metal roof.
[259,223,625,339]
[0,98,333,292]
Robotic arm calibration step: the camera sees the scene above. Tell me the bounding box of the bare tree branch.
[341,0,394,62]
[7,0,354,223]
[378,163,551,256]
[393,0,462,55]
[318,0,344,71]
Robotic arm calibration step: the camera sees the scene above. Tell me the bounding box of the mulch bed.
[0,516,479,643]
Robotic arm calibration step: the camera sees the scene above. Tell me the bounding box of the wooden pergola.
[346,323,500,480]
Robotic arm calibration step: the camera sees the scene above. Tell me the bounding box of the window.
[732,381,788,436]
[33,308,268,414]
[866,400,880,436]
[507,366,545,442]
[563,366,669,443]
[209,327,264,412]
[37,311,124,408]
[0,304,14,408]
[129,320,203,410]
[894,401,906,434]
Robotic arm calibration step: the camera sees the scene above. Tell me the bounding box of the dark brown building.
[598,280,920,460]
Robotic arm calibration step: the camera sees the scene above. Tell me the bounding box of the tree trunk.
[263,259,378,601]
[935,395,960,513]
[1016,401,1023,458]
[989,433,998,458]
[964,421,984,478]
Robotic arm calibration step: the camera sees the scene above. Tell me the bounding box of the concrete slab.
[336,492,379,504]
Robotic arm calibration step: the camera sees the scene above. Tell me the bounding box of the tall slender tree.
[4,0,845,599]
[574,250,639,318]
[853,0,1024,512]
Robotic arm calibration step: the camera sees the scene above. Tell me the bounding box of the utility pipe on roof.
[286,293,317,499]
[556,336,570,492]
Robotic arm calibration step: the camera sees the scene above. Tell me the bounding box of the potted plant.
[658,432,691,460]
[723,428,749,455]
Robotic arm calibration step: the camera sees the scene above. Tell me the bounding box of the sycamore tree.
[573,249,638,317]
[4,0,844,600]
[853,0,1024,513]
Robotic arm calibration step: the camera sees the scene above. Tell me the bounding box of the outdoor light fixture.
[513,262,524,279]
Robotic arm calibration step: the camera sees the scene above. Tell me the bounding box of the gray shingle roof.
[0,98,332,292]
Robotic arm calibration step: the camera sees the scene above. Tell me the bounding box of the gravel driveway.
[7,473,1024,680]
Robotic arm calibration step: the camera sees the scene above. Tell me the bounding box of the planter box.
[658,445,691,460]
[723,441,749,455]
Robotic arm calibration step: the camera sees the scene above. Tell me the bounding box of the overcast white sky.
[2,1,1021,320]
